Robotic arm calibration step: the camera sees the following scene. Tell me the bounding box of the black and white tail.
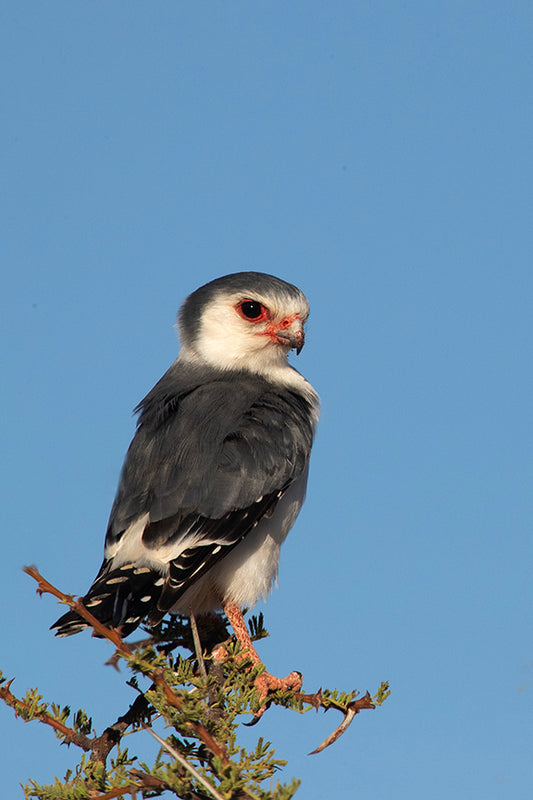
[51,562,165,638]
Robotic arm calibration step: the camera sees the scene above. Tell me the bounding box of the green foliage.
[2,609,388,800]
[373,681,392,706]
[247,613,269,642]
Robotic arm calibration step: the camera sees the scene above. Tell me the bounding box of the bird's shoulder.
[135,359,317,443]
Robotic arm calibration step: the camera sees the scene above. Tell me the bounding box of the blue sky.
[2,2,532,797]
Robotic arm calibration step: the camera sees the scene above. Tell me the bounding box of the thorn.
[308,691,375,755]
[309,707,357,754]
[105,652,122,672]
[295,687,323,712]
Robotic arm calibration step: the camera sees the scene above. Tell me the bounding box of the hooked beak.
[275,319,305,355]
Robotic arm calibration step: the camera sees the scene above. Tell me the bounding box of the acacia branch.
[23,566,229,765]
[23,565,132,654]
[0,679,93,750]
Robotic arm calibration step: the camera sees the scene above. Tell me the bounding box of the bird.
[52,271,319,696]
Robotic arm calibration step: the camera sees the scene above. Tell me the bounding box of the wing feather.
[105,363,315,554]
[53,363,316,636]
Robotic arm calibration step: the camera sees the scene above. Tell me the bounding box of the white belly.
[170,466,309,614]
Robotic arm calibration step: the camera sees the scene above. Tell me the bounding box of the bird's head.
[177,272,310,374]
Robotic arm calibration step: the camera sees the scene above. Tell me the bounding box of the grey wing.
[103,372,315,608]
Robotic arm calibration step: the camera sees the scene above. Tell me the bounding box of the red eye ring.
[236,299,269,322]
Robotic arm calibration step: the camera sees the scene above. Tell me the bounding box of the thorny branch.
[0,679,93,751]
[22,565,230,765]
[0,677,154,764]
[2,566,390,799]
[24,565,132,652]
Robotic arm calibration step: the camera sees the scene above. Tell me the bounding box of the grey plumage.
[52,272,319,638]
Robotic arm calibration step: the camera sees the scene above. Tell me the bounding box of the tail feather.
[51,563,166,638]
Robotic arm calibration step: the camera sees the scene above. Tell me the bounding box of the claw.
[243,669,303,723]
[244,709,267,726]
[253,669,302,718]
[255,669,303,700]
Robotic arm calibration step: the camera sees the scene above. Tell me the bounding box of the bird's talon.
[253,669,303,710]
[244,706,269,726]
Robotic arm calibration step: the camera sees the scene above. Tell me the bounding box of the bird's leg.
[214,602,302,716]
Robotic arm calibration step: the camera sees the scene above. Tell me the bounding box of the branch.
[23,565,132,654]
[0,678,93,750]
[86,770,170,800]
[15,565,389,799]
[23,566,230,765]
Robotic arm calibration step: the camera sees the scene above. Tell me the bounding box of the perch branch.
[23,565,229,765]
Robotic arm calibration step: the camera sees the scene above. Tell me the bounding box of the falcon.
[52,271,319,696]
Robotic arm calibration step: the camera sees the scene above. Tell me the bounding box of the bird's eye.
[236,299,268,322]
[241,301,263,318]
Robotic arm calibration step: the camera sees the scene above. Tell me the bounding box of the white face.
[182,288,310,374]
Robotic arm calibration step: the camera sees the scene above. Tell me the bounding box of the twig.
[87,769,171,800]
[23,565,133,655]
[145,726,226,800]
[87,787,137,800]
[189,608,208,681]
[0,678,94,750]
[89,692,153,763]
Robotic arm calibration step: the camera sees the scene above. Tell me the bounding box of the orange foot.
[252,669,303,720]
[213,603,303,719]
